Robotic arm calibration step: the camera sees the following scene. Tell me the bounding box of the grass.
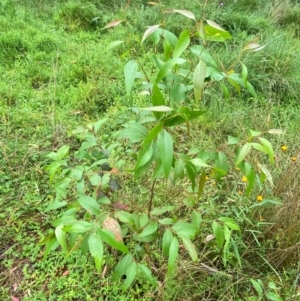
[1,0,300,300]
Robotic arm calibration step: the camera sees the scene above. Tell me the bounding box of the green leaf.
[138,213,149,229]
[268,129,283,135]
[204,24,231,41]
[45,200,68,212]
[122,262,137,291]
[137,222,158,237]
[173,159,185,182]
[258,138,274,164]
[181,236,198,261]
[166,9,196,20]
[185,162,196,191]
[48,145,70,161]
[220,82,229,99]
[250,129,261,137]
[151,83,166,120]
[212,221,224,250]
[193,59,207,105]
[189,45,218,68]
[214,152,229,180]
[89,173,101,187]
[142,25,160,43]
[162,229,174,256]
[250,278,263,297]
[251,142,267,153]
[191,158,210,167]
[241,62,248,87]
[137,264,158,287]
[88,234,103,272]
[261,165,274,186]
[235,143,252,165]
[250,199,281,208]
[228,136,239,145]
[231,237,242,268]
[63,221,93,233]
[158,218,174,225]
[218,217,240,231]
[163,39,172,60]
[124,60,138,96]
[172,222,197,239]
[142,105,173,112]
[265,292,283,301]
[151,206,175,216]
[197,170,206,199]
[156,58,186,83]
[170,83,186,106]
[78,194,101,215]
[103,40,124,53]
[115,211,138,226]
[173,30,190,58]
[55,224,67,254]
[97,229,129,253]
[228,76,241,94]
[135,144,153,171]
[168,237,179,274]
[119,123,148,143]
[245,166,255,196]
[43,236,59,259]
[158,130,173,178]
[192,211,202,228]
[112,254,133,281]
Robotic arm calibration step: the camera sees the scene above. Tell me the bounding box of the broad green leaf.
[245,166,255,196]
[173,158,185,182]
[189,45,218,68]
[265,292,283,301]
[231,237,242,268]
[151,83,166,120]
[158,218,174,225]
[185,162,196,191]
[228,73,257,98]
[206,20,226,31]
[55,224,67,254]
[228,76,241,94]
[251,142,267,153]
[156,28,178,46]
[191,158,210,167]
[48,145,70,161]
[165,9,196,20]
[218,217,240,231]
[220,82,230,99]
[151,206,175,216]
[214,152,229,180]
[170,83,187,105]
[63,221,93,233]
[142,105,173,112]
[258,138,274,164]
[212,221,224,250]
[112,254,133,281]
[168,237,179,273]
[89,173,101,187]
[51,215,77,227]
[135,144,153,171]
[152,160,164,180]
[249,199,281,208]
[115,211,138,226]
[156,58,186,83]
[122,262,137,291]
[43,236,59,259]
[204,24,232,41]
[250,278,263,297]
[235,143,252,165]
[119,123,148,143]
[197,170,206,199]
[163,39,172,60]
[261,165,274,186]
[88,234,103,272]
[138,213,149,229]
[192,211,202,228]
[250,129,261,137]
[93,118,107,133]
[241,62,248,87]
[172,222,197,239]
[227,136,239,145]
[137,222,158,237]
[124,60,138,96]
[78,194,100,215]
[137,264,158,287]
[193,59,207,105]
[162,229,173,256]
[173,30,190,58]
[103,40,123,53]
[181,237,198,261]
[142,25,160,43]
[158,130,173,178]
[97,229,129,253]
[45,200,68,212]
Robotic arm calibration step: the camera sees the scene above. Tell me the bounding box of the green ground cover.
[1,0,300,300]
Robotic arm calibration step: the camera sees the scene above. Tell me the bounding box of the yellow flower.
[206,176,209,180]
[281,145,288,151]
[235,167,240,171]
[291,156,297,162]
[256,195,263,202]
[241,176,248,182]
[238,190,243,195]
